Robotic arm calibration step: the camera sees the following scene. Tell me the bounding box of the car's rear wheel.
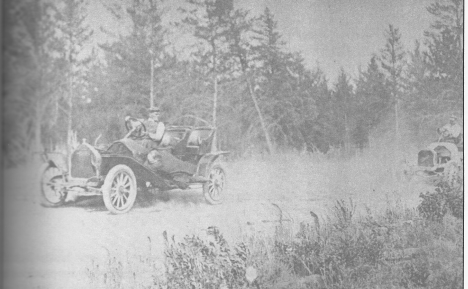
[203,163,226,205]
[102,165,137,214]
[40,164,66,207]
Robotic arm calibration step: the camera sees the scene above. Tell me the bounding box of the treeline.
[3,0,463,164]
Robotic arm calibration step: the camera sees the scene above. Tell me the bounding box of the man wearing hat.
[145,106,166,143]
[125,106,166,147]
[127,106,205,183]
[440,115,462,145]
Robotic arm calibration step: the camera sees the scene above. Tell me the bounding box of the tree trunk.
[395,97,399,144]
[150,56,154,107]
[67,33,74,164]
[34,105,43,155]
[247,79,274,155]
[212,74,218,152]
[67,75,73,170]
[344,113,350,155]
[68,78,73,142]
[393,86,400,183]
[34,74,44,155]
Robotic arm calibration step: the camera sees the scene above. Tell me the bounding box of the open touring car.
[404,131,462,186]
[39,118,228,214]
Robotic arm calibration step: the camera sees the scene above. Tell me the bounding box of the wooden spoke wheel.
[203,163,226,205]
[102,165,137,214]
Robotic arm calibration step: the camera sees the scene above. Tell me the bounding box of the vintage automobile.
[39,117,228,214]
[404,134,462,185]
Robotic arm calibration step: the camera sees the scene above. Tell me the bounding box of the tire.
[203,163,226,205]
[40,165,66,207]
[102,165,138,214]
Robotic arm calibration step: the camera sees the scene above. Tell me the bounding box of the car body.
[405,141,462,185]
[39,124,228,214]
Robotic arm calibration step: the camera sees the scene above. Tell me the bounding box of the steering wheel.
[125,117,147,138]
[437,127,447,142]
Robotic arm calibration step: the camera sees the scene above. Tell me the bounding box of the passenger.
[439,115,462,144]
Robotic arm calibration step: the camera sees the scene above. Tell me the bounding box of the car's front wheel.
[102,164,137,214]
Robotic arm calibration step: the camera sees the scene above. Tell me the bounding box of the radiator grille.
[418,150,434,167]
[71,145,95,178]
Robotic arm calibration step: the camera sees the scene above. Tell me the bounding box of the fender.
[43,152,68,173]
[37,161,67,192]
[101,155,172,190]
[38,162,64,177]
[196,151,229,177]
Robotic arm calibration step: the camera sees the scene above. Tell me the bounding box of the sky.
[87,0,435,82]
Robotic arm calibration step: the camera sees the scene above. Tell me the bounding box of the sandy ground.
[2,154,430,289]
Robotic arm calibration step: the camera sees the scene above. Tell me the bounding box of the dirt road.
[3,155,426,289]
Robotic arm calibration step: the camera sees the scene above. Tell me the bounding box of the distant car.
[404,140,462,186]
[39,117,228,214]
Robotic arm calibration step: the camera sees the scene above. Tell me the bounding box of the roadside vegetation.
[86,176,463,289]
[3,0,462,287]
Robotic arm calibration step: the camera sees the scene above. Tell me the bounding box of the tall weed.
[418,176,463,221]
[163,227,249,289]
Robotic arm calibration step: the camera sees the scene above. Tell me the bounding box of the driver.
[145,106,165,144]
[126,107,206,183]
[125,106,165,148]
[439,115,462,144]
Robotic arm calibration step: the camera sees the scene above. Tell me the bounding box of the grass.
[86,180,463,288]
[6,145,459,288]
[86,206,463,289]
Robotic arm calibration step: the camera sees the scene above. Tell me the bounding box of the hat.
[148,106,160,113]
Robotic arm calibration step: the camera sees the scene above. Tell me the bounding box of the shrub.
[244,233,297,288]
[430,267,463,289]
[273,199,388,287]
[418,189,448,222]
[86,196,462,289]
[418,178,463,222]
[399,255,431,288]
[163,226,249,289]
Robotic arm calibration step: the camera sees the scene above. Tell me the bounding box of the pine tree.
[380,24,406,146]
[404,0,463,142]
[180,0,234,151]
[424,0,463,82]
[423,0,463,121]
[405,41,435,141]
[332,69,355,154]
[127,0,166,107]
[354,56,392,148]
[56,0,94,149]
[247,8,318,151]
[252,8,285,78]
[100,0,168,121]
[3,0,64,161]
[223,8,275,154]
[299,67,331,153]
